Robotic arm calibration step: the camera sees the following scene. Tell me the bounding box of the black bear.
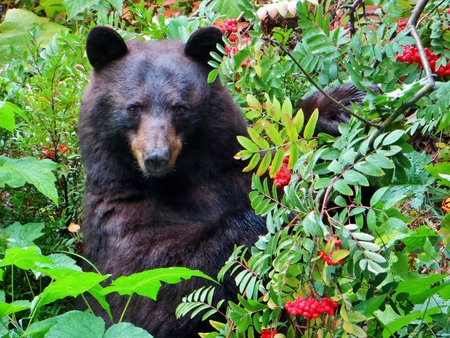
[78,26,268,337]
[79,25,375,337]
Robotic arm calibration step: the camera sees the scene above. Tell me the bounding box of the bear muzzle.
[143,148,170,175]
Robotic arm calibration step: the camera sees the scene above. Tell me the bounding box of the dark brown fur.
[78,26,267,337]
[297,83,380,136]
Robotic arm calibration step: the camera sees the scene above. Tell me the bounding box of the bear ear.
[86,26,128,70]
[184,26,225,64]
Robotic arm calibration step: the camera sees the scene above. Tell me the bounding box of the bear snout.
[143,148,170,175]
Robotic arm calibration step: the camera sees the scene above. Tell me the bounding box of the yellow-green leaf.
[257,151,272,176]
[288,143,299,170]
[303,108,318,139]
[262,120,283,146]
[237,135,259,152]
[343,321,367,338]
[293,108,305,133]
[246,94,262,111]
[281,97,293,118]
[243,152,261,172]
[281,113,298,143]
[331,249,350,262]
[271,96,282,122]
[269,148,284,178]
[247,127,270,149]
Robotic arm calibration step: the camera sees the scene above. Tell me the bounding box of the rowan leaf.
[103,267,215,300]
[303,108,318,139]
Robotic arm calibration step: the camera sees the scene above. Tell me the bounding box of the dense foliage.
[0,0,449,337]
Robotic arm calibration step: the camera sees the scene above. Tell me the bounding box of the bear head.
[79,26,247,185]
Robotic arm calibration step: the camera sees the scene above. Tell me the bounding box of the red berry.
[261,328,277,338]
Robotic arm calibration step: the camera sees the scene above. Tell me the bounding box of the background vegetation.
[0,0,449,337]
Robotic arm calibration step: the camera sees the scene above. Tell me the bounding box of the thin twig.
[267,38,380,129]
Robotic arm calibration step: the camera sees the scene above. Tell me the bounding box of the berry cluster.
[219,18,238,34]
[261,328,277,338]
[218,18,240,42]
[273,157,292,188]
[396,45,450,77]
[397,21,407,33]
[216,18,252,68]
[318,237,344,266]
[41,144,69,160]
[285,297,339,319]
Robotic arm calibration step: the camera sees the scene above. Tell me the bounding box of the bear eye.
[173,105,188,116]
[127,105,140,116]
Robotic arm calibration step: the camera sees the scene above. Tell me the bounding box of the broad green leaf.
[0,101,18,131]
[303,108,318,139]
[0,156,59,205]
[40,0,65,17]
[22,315,59,337]
[5,222,44,248]
[39,271,109,306]
[106,0,124,12]
[62,0,101,20]
[354,161,384,177]
[103,267,215,300]
[333,179,354,196]
[104,322,153,338]
[0,9,68,64]
[0,247,53,270]
[212,0,247,18]
[256,151,272,176]
[45,311,104,338]
[46,254,82,272]
[0,300,31,317]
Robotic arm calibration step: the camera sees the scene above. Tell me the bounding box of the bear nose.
[144,149,170,175]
